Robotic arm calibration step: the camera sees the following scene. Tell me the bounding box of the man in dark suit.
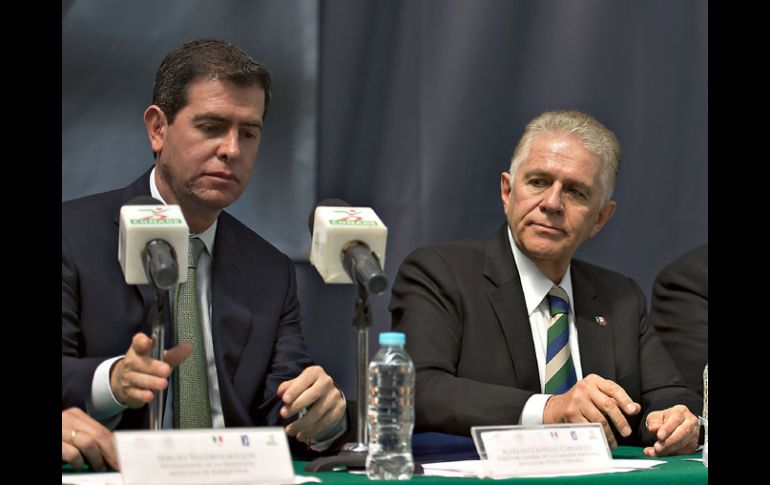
[62,39,345,452]
[648,244,708,404]
[390,110,701,457]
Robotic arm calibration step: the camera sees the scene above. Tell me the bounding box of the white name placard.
[114,427,294,485]
[471,423,613,478]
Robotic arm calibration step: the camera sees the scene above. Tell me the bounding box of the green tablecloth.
[63,446,706,483]
[294,447,707,484]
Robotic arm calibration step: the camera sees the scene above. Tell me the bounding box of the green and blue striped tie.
[544,287,577,394]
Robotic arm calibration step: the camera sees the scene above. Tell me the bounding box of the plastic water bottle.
[703,364,708,468]
[366,332,415,480]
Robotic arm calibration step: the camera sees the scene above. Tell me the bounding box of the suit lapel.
[484,227,541,393]
[572,262,616,381]
[209,216,252,385]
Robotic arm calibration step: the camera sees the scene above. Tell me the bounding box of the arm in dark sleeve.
[634,277,702,443]
[390,247,535,436]
[253,258,313,428]
[647,245,708,398]
[256,258,350,457]
[62,233,109,410]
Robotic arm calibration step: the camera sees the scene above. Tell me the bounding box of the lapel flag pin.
[594,316,607,326]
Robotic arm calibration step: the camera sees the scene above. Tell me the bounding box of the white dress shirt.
[507,228,585,425]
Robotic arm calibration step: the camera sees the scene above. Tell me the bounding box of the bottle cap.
[379,332,405,345]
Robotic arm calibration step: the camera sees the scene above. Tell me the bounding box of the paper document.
[61,473,122,485]
[613,459,666,470]
[422,458,666,479]
[421,460,483,478]
[62,473,321,485]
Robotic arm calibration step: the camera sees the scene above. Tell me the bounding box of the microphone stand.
[304,279,373,471]
[140,236,180,431]
[148,289,171,430]
[344,279,371,453]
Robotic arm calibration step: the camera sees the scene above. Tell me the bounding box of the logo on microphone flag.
[329,209,378,226]
[130,207,183,225]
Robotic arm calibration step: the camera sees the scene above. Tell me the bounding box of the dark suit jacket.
[62,169,313,432]
[648,244,708,404]
[389,225,699,446]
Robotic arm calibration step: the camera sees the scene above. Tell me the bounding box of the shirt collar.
[506,226,574,315]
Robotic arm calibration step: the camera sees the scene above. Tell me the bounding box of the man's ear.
[500,171,513,213]
[144,105,168,154]
[589,200,617,238]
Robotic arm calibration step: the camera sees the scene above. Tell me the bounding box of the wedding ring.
[69,429,78,447]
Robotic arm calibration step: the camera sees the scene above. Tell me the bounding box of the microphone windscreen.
[118,201,189,285]
[308,198,350,234]
[309,205,387,284]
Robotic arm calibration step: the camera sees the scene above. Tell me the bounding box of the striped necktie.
[544,286,578,394]
[173,236,212,428]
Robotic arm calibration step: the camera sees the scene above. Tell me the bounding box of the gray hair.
[509,110,621,205]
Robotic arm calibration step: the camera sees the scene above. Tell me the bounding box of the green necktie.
[544,286,577,394]
[173,236,212,428]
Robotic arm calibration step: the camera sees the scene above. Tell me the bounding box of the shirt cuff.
[309,388,348,451]
[85,355,128,430]
[309,415,348,452]
[520,393,552,425]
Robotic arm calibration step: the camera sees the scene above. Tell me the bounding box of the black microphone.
[143,239,178,290]
[308,199,388,295]
[342,243,388,294]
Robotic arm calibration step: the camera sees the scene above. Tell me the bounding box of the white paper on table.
[421,458,666,479]
[421,460,484,478]
[613,459,666,469]
[293,476,322,484]
[61,472,122,485]
[62,473,320,485]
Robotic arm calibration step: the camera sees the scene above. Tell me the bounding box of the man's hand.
[62,407,119,472]
[109,332,192,408]
[277,365,346,443]
[643,405,700,457]
[543,374,641,449]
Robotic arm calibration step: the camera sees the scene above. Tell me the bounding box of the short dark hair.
[152,38,272,124]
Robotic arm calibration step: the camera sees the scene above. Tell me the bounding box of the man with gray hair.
[390,110,701,457]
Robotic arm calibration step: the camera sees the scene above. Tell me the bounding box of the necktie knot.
[188,237,205,269]
[547,286,569,316]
